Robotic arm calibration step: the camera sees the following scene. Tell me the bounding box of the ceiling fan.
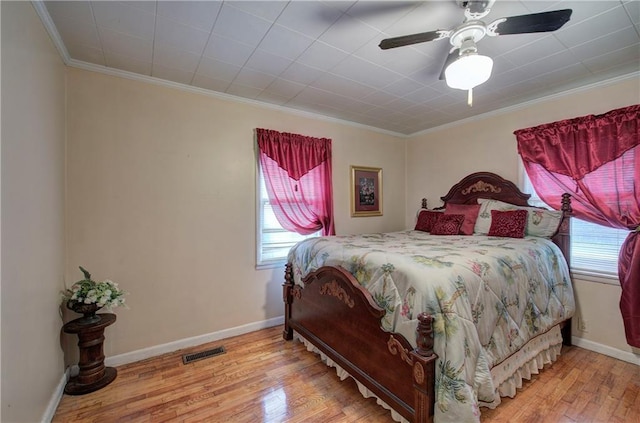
[378,0,572,105]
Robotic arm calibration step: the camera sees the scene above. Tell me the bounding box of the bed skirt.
[294,323,564,422]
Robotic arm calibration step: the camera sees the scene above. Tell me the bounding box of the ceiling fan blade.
[379,30,449,50]
[439,48,459,80]
[487,9,572,36]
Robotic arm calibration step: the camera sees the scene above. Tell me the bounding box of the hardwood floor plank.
[53,327,640,423]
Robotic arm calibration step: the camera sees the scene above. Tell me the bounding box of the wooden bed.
[282,172,573,423]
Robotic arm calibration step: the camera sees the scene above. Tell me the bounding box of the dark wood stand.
[63,313,117,395]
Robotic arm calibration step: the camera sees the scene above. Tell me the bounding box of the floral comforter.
[288,230,574,422]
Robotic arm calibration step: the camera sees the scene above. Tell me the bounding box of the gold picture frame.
[350,166,383,217]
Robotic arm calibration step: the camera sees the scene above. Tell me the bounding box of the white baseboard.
[44,316,284,422]
[571,336,640,366]
[105,315,284,367]
[41,367,70,423]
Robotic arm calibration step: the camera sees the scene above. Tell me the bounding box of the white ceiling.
[40,1,639,135]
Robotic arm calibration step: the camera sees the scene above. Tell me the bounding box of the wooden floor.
[53,326,640,423]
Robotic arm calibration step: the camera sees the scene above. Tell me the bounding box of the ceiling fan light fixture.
[444,52,493,90]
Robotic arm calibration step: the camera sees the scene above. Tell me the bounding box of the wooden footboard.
[283,263,437,423]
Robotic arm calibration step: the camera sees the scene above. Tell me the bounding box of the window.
[257,166,318,267]
[521,166,627,279]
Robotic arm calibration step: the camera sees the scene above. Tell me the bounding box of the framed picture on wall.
[350,166,382,217]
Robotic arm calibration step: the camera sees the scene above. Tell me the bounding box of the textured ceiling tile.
[244,50,294,76]
[263,78,307,98]
[232,68,277,90]
[623,0,640,25]
[568,26,639,61]
[226,1,288,21]
[318,13,382,53]
[500,35,566,67]
[310,73,376,99]
[276,1,343,38]
[554,5,633,46]
[45,1,94,23]
[99,27,153,63]
[154,15,211,54]
[212,4,272,47]
[153,43,202,73]
[258,25,315,60]
[360,90,399,107]
[381,77,426,97]
[202,35,255,67]
[225,83,263,99]
[330,55,403,88]
[104,51,152,75]
[295,42,349,71]
[91,1,155,40]
[52,15,102,49]
[156,1,222,32]
[582,44,640,74]
[195,56,241,82]
[279,62,325,85]
[346,1,421,31]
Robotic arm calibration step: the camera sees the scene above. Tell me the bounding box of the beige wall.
[405,76,640,356]
[65,68,405,357]
[1,2,67,422]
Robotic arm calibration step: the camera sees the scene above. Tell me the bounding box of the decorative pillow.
[431,214,465,235]
[415,210,442,232]
[488,209,528,238]
[474,199,516,235]
[475,198,562,237]
[445,203,481,235]
[524,208,563,238]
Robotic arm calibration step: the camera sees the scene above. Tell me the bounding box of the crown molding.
[411,71,640,137]
[65,59,407,139]
[31,1,70,64]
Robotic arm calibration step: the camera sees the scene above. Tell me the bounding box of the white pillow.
[475,198,562,238]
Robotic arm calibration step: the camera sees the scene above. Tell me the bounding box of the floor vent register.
[182,346,226,364]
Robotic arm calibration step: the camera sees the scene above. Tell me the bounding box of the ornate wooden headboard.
[420,171,572,266]
[440,172,531,206]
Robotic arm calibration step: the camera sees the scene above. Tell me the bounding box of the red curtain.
[515,104,640,347]
[257,128,335,237]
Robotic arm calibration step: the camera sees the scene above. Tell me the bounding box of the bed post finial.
[283,263,294,340]
[561,193,572,213]
[416,313,434,356]
[421,198,427,209]
[411,312,437,422]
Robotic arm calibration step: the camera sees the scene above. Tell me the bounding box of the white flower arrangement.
[62,266,127,309]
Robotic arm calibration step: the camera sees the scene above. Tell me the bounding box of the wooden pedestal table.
[63,313,117,395]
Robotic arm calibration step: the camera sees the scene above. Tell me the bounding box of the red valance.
[516,104,640,180]
[257,128,331,181]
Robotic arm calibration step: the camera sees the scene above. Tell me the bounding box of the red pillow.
[488,209,528,238]
[415,210,442,232]
[431,214,465,235]
[445,203,481,235]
